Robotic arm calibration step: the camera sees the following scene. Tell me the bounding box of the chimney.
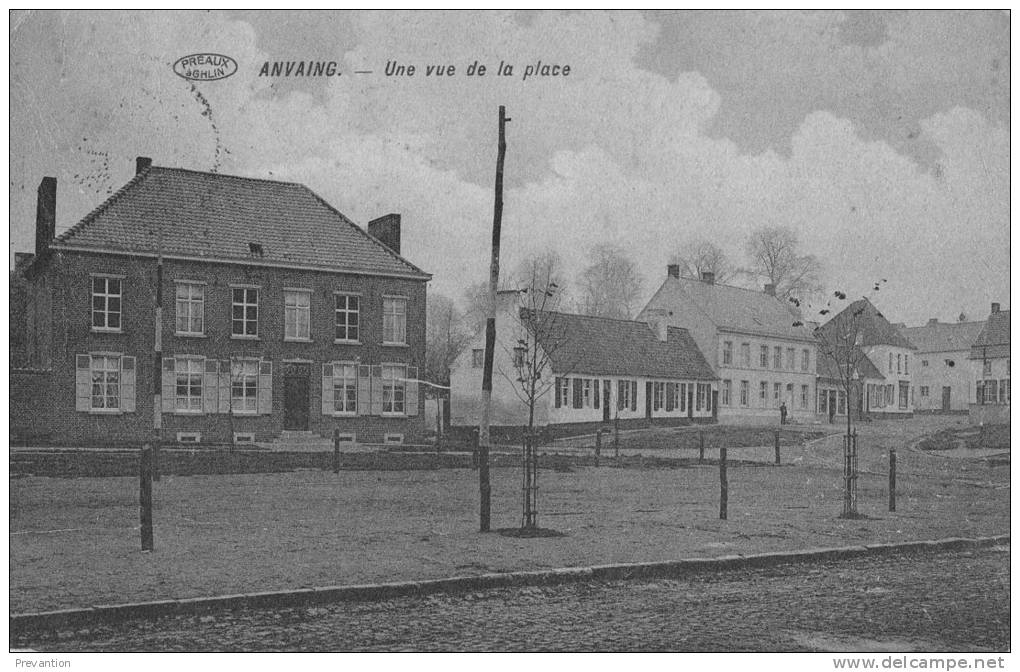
[991,302,1000,314]
[368,213,401,255]
[667,264,680,279]
[701,271,715,285]
[136,156,152,175]
[928,318,938,325]
[764,283,776,297]
[35,177,57,259]
[644,308,669,342]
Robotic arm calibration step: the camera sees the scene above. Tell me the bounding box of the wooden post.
[140,444,154,551]
[699,431,705,464]
[594,430,601,468]
[333,428,341,474]
[152,441,161,482]
[719,446,728,520]
[889,447,896,512]
[471,429,479,469]
[614,415,620,460]
[774,430,781,465]
[478,105,509,534]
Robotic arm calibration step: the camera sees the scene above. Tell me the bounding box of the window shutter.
[573,378,582,409]
[666,383,674,412]
[121,356,136,413]
[258,361,273,415]
[405,366,419,416]
[218,360,231,413]
[371,365,384,415]
[203,359,219,414]
[322,363,335,416]
[75,355,91,412]
[554,378,562,408]
[357,365,372,415]
[593,379,600,409]
[162,357,175,413]
[631,381,638,412]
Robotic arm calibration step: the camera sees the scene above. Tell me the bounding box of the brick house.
[16,158,431,446]
[814,298,915,419]
[898,317,985,413]
[637,267,818,424]
[968,303,1010,425]
[449,291,717,434]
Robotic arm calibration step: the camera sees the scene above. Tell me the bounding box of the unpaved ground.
[9,417,1009,613]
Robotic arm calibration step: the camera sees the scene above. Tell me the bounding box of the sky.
[9,10,1010,326]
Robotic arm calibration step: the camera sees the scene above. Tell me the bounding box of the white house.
[450,291,718,433]
[899,317,985,413]
[969,303,1009,425]
[638,266,818,424]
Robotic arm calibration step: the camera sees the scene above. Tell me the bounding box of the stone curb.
[10,534,1009,634]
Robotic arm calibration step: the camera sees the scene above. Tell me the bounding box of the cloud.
[9,10,1009,325]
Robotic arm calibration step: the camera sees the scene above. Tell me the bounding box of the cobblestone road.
[16,547,1009,652]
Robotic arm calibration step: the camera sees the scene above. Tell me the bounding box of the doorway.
[942,386,952,411]
[603,380,612,423]
[283,363,310,430]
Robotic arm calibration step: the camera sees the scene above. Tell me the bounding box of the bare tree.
[461,280,491,335]
[577,243,642,319]
[425,293,472,436]
[670,238,734,283]
[799,281,887,519]
[498,256,574,530]
[744,226,823,301]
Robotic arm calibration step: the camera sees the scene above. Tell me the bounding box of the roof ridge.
[299,184,430,278]
[54,166,154,244]
[149,165,306,188]
[537,309,656,326]
[671,274,783,299]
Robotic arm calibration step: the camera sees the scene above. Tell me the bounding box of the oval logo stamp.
[173,54,238,81]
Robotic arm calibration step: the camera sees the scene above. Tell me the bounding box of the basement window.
[233,432,256,445]
[383,433,404,445]
[176,432,201,444]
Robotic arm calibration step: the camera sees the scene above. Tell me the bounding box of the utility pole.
[479,105,509,533]
[152,190,164,482]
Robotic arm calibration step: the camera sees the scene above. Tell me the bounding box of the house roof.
[47,165,430,279]
[816,298,915,350]
[899,320,985,354]
[815,345,885,382]
[647,276,814,342]
[970,310,1010,360]
[526,310,717,380]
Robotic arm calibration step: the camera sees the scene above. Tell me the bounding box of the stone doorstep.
[9,535,1009,635]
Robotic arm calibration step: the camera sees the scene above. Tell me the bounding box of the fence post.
[774,430,781,465]
[719,446,728,520]
[699,431,705,464]
[140,444,154,552]
[333,428,341,474]
[614,416,620,461]
[889,447,896,512]
[594,430,601,468]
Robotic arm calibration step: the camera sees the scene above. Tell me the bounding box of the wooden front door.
[603,380,611,423]
[283,363,310,430]
[942,386,952,411]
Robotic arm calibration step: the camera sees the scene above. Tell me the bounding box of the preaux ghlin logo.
[173,54,238,81]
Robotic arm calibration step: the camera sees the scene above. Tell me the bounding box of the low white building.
[450,291,718,433]
[899,318,985,413]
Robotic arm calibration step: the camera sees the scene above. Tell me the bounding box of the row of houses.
[11,159,1010,445]
[450,268,1009,432]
